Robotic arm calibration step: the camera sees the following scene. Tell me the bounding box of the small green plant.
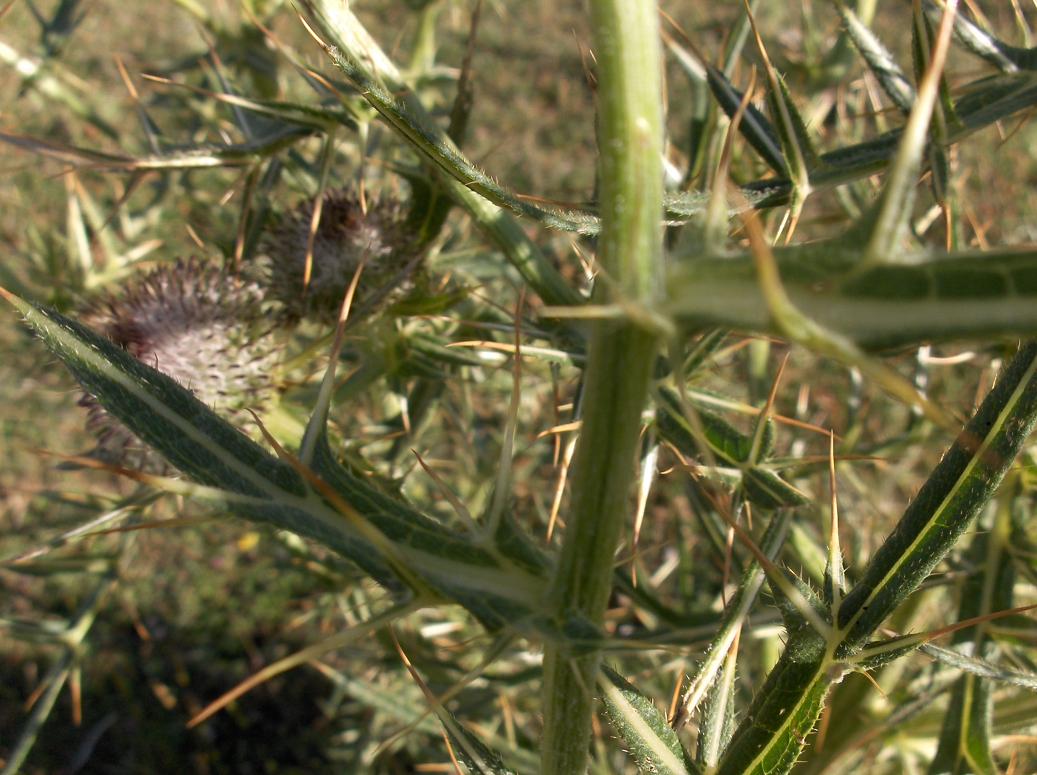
[4,0,1037,773]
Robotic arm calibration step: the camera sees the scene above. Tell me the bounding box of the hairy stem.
[539,0,664,772]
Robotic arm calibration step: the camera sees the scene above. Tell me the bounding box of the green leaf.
[599,665,698,775]
[298,2,1037,246]
[746,10,818,203]
[656,388,804,508]
[737,72,1037,214]
[911,5,960,210]
[703,62,787,176]
[855,1,954,268]
[297,0,598,240]
[694,649,737,770]
[929,676,998,775]
[674,511,792,730]
[852,633,926,672]
[656,387,771,466]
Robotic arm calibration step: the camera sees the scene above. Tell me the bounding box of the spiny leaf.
[438,708,519,775]
[911,4,961,212]
[656,387,805,508]
[600,665,698,775]
[715,627,837,775]
[298,0,599,235]
[852,634,928,672]
[745,0,818,205]
[705,67,787,177]
[304,0,1037,241]
[743,468,810,509]
[695,643,737,769]
[664,32,786,176]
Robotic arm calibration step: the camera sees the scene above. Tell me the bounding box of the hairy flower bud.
[78,258,279,471]
[261,189,421,324]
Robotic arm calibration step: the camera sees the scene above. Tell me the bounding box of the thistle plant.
[77,258,278,470]
[5,1,1037,773]
[262,189,420,324]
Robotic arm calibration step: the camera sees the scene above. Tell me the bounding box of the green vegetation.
[3,1,1037,772]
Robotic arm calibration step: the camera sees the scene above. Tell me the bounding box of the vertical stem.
[540,1,664,772]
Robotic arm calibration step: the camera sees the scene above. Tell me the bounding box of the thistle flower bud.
[261,189,421,324]
[78,258,279,471]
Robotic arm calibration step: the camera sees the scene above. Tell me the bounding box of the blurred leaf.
[925,0,1036,73]
[0,126,313,170]
[666,245,1037,349]
[922,643,1037,692]
[656,387,803,508]
[930,507,1016,775]
[834,0,915,112]
[0,37,118,138]
[657,387,772,465]
[742,467,810,509]
[438,708,518,775]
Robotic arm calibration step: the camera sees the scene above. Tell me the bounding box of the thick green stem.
[540,1,664,773]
